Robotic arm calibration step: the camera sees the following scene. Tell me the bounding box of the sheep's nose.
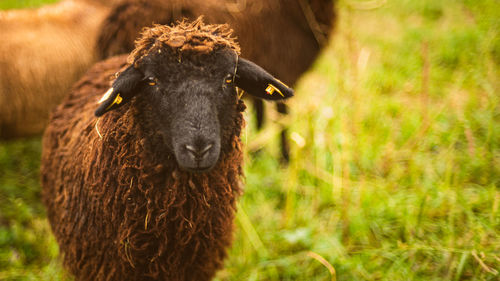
[174,136,220,172]
[174,139,220,172]
[185,143,213,160]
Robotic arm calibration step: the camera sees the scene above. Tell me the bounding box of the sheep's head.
[95,19,293,172]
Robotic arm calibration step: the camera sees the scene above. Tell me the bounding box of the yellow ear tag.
[98,87,114,104]
[105,94,123,110]
[149,82,156,86]
[113,94,123,105]
[265,84,284,97]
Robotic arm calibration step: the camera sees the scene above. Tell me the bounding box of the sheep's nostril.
[185,144,213,159]
[185,145,197,158]
[199,144,213,157]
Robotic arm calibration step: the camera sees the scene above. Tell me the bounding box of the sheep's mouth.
[183,165,214,173]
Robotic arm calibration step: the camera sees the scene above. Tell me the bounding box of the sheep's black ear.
[234,58,294,100]
[95,65,143,117]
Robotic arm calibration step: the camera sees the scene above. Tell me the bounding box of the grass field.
[0,0,58,10]
[0,0,499,280]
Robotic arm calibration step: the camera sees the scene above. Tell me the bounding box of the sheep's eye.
[147,77,157,86]
[224,74,233,84]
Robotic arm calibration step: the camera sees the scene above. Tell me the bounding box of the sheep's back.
[0,0,111,138]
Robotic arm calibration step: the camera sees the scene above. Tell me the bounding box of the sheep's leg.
[277,102,290,163]
[249,98,265,158]
[252,99,290,163]
[252,97,265,130]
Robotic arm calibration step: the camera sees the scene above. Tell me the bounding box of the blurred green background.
[0,0,498,280]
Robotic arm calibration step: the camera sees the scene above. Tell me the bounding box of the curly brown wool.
[129,18,240,64]
[41,22,247,280]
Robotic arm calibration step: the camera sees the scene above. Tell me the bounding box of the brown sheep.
[41,19,293,281]
[0,0,120,138]
[96,0,336,161]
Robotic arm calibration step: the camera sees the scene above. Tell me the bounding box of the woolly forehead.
[128,21,241,66]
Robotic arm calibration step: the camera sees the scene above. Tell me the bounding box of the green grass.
[0,0,59,10]
[1,0,499,280]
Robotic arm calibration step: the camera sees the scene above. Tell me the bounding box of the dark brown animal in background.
[0,0,122,138]
[41,19,293,281]
[97,0,336,161]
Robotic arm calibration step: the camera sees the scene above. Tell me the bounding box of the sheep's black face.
[139,50,239,172]
[95,46,294,173]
